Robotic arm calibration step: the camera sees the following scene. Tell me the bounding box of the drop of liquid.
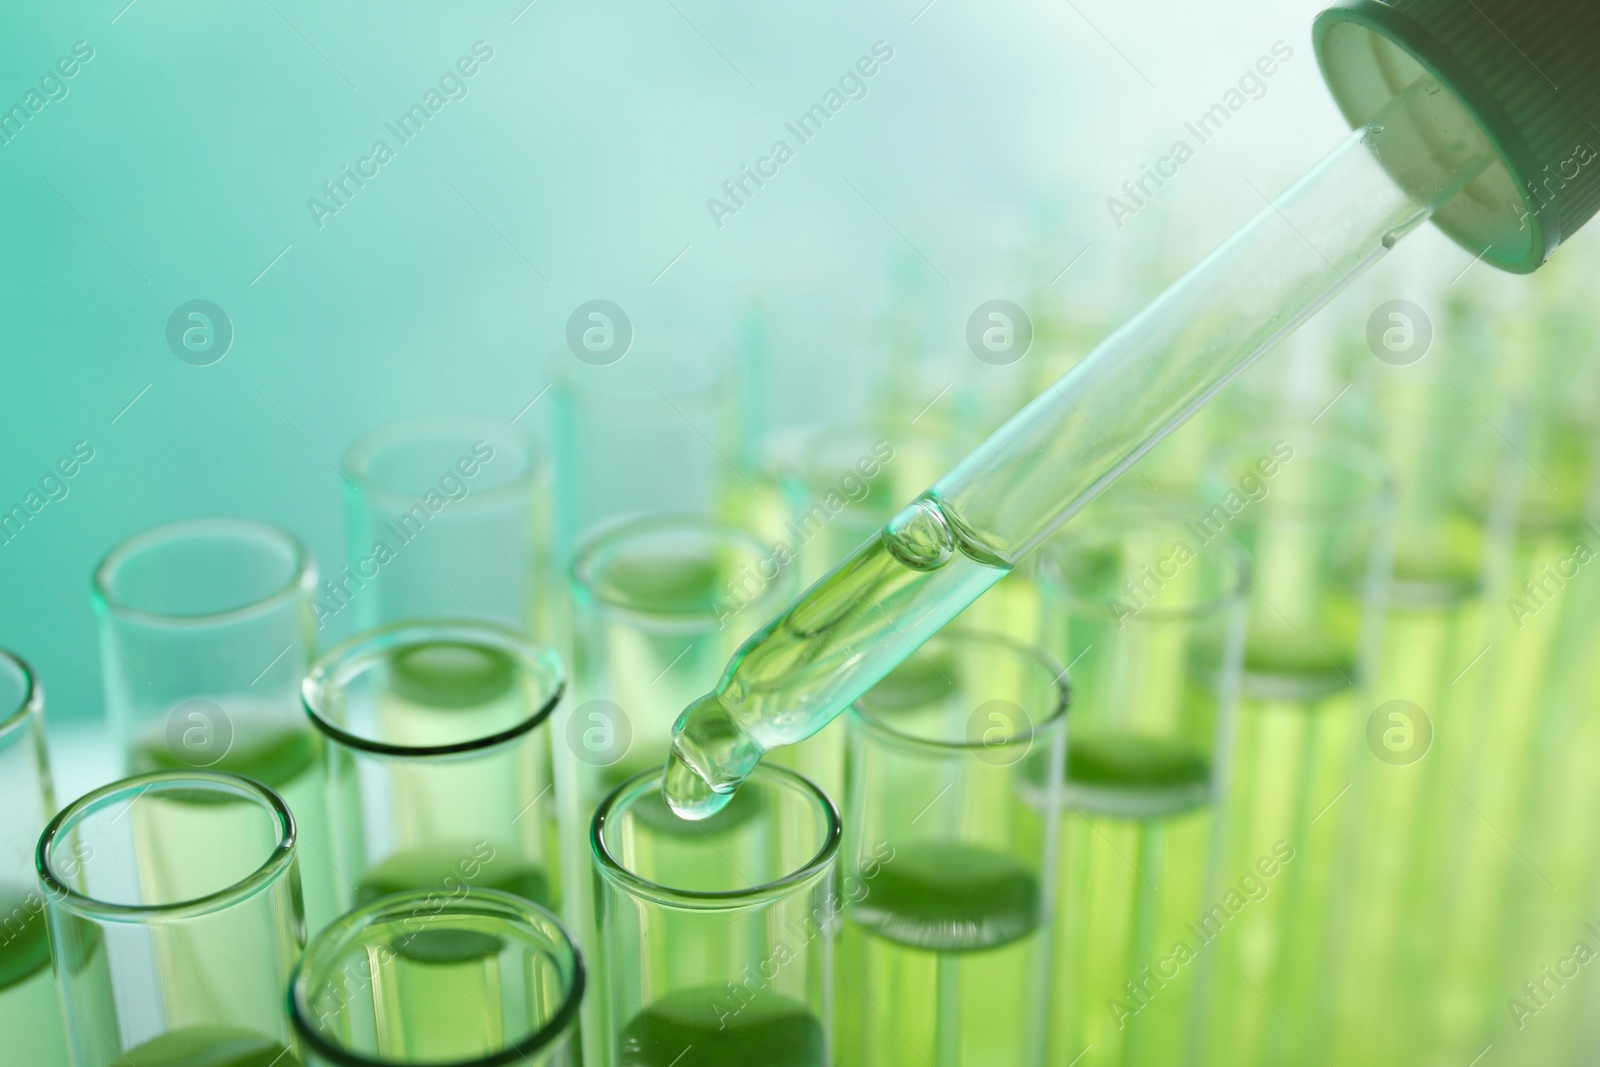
[884,497,955,571]
[663,745,733,820]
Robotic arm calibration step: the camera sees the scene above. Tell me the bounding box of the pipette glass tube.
[663,72,1495,819]
[302,622,563,912]
[1037,504,1245,1067]
[590,767,839,1067]
[0,650,69,1066]
[1201,430,1393,1067]
[569,516,792,795]
[343,415,550,635]
[91,518,338,933]
[289,889,584,1067]
[36,771,306,1067]
[835,630,1067,1067]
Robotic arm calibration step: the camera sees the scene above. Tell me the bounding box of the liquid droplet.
[884,498,955,571]
[663,747,732,820]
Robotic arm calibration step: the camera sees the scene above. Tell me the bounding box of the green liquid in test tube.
[663,2,1600,821]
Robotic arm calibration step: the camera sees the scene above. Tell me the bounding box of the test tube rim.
[343,412,547,513]
[301,620,566,760]
[848,628,1071,754]
[35,769,297,923]
[0,646,42,744]
[590,765,842,910]
[570,512,793,630]
[287,886,586,1067]
[1040,508,1252,625]
[92,517,316,629]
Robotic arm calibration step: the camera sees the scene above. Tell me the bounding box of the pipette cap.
[1315,0,1600,273]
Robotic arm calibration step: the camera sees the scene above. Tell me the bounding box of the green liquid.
[667,497,1010,819]
[619,987,823,1067]
[0,893,69,1066]
[121,1026,301,1067]
[840,843,1042,1066]
[1059,732,1213,819]
[850,842,1039,952]
[133,722,317,790]
[390,642,515,707]
[355,845,550,908]
[596,552,725,616]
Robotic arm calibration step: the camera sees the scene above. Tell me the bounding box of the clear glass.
[1201,430,1394,1067]
[37,772,305,1067]
[549,355,744,566]
[663,73,1496,818]
[92,518,337,932]
[836,630,1067,1067]
[290,888,583,1067]
[0,650,69,1065]
[590,767,839,1067]
[1036,503,1246,1067]
[303,622,563,913]
[342,415,550,635]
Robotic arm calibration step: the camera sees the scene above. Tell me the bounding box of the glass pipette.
[661,74,1496,818]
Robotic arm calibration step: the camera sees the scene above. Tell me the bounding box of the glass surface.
[343,414,550,635]
[92,518,338,934]
[1037,503,1246,1067]
[837,630,1067,1067]
[37,772,305,1067]
[664,73,1495,818]
[591,767,839,1067]
[290,889,583,1067]
[303,622,563,914]
[0,650,69,1066]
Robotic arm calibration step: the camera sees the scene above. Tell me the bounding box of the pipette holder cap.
[1315,0,1600,273]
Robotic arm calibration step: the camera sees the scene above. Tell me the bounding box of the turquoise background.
[0,0,1433,723]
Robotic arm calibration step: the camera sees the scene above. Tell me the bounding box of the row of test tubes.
[3,227,1599,1067]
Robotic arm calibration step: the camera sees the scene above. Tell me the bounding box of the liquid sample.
[0,890,70,1066]
[1047,748,1219,1067]
[666,496,1009,819]
[618,987,824,1067]
[838,842,1042,1066]
[121,1025,302,1067]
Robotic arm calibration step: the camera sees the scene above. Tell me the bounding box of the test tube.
[36,771,305,1067]
[289,888,584,1067]
[91,518,338,933]
[1201,430,1393,1067]
[836,630,1068,1067]
[0,650,69,1065]
[590,767,839,1067]
[303,622,563,912]
[549,355,744,567]
[342,415,550,635]
[568,515,792,795]
[1037,505,1246,1067]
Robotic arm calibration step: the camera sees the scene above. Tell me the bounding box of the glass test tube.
[290,888,584,1067]
[0,650,69,1066]
[1201,430,1394,1067]
[342,414,550,635]
[549,355,744,567]
[303,622,563,913]
[92,518,338,933]
[836,630,1068,1067]
[37,771,305,1067]
[1038,504,1246,1067]
[590,767,839,1067]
